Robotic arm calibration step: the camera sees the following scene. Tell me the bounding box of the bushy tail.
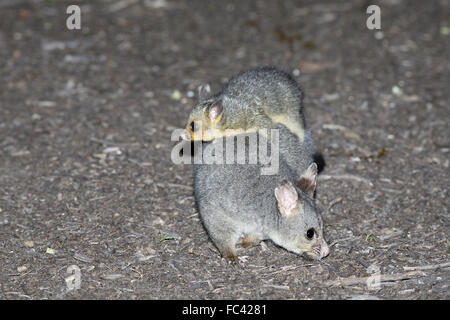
[312,152,326,174]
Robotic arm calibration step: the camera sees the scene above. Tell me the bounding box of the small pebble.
[24,241,34,247]
[102,274,124,280]
[74,252,93,263]
[170,90,181,101]
[440,26,450,35]
[392,85,403,97]
[103,147,122,155]
[144,91,154,98]
[17,266,27,273]
[374,31,384,40]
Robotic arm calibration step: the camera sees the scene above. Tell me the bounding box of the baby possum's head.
[273,163,330,260]
[183,84,260,141]
[182,84,224,141]
[184,99,224,141]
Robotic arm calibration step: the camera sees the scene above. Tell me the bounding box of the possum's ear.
[207,99,223,123]
[198,84,211,102]
[296,163,318,196]
[275,180,300,218]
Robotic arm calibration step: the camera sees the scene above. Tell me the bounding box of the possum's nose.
[319,240,330,259]
[189,121,200,133]
[180,129,192,141]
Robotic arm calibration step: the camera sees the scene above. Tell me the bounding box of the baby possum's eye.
[306,228,315,240]
[190,121,199,132]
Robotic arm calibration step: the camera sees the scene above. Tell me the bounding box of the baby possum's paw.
[238,256,249,264]
[240,234,261,248]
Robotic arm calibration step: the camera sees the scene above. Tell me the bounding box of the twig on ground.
[108,0,138,13]
[329,236,356,248]
[90,137,140,148]
[327,197,343,214]
[322,124,362,141]
[157,183,193,190]
[262,283,290,291]
[403,262,450,271]
[325,271,427,287]
[90,138,118,146]
[319,174,374,187]
[378,230,404,241]
[4,292,31,299]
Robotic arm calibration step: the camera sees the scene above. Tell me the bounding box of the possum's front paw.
[221,247,238,262]
[238,256,249,264]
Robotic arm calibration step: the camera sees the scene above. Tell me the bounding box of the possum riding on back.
[184,67,306,143]
[185,67,329,261]
[183,67,315,180]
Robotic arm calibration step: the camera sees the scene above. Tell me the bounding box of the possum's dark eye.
[306,228,315,240]
[190,121,198,132]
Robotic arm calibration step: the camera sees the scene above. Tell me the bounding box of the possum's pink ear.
[296,163,318,196]
[198,84,211,101]
[275,180,299,218]
[207,99,223,122]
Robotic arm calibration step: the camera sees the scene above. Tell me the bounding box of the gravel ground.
[0,0,448,300]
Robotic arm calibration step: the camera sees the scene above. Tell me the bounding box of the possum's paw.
[238,256,249,264]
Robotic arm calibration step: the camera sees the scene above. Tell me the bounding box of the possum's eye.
[306,228,315,240]
[189,121,199,132]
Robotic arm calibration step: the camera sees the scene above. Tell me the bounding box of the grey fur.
[192,67,329,260]
[224,67,315,179]
[194,133,328,260]
[221,67,305,125]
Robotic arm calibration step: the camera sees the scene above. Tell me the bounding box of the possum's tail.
[313,152,326,174]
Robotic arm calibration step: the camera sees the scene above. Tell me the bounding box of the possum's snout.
[180,129,192,141]
[309,239,330,260]
[319,240,330,259]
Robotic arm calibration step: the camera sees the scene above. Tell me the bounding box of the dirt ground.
[0,0,448,300]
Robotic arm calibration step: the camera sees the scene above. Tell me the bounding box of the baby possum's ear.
[198,84,211,102]
[207,99,223,123]
[275,180,300,218]
[296,163,318,196]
